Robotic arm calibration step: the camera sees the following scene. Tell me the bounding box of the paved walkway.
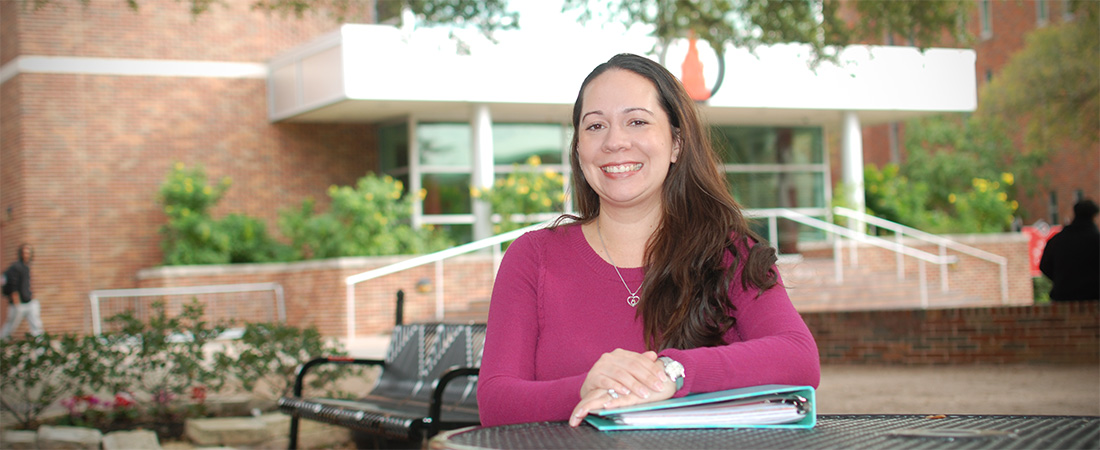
[817,364,1099,416]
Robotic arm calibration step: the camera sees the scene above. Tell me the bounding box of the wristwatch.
[657,356,685,390]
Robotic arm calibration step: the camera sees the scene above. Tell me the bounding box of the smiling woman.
[476,53,821,428]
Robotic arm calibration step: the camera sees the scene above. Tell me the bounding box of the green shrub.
[159,163,292,265]
[0,334,85,429]
[474,155,565,234]
[95,300,227,423]
[280,173,453,258]
[214,322,359,400]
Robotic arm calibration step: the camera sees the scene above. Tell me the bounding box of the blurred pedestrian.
[1040,199,1100,301]
[0,243,44,338]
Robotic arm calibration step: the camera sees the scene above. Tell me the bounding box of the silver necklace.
[596,218,641,307]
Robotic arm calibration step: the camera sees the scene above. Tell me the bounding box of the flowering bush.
[473,155,566,234]
[280,173,453,258]
[159,163,292,265]
[865,164,1017,233]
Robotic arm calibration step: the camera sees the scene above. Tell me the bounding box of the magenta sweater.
[477,223,820,426]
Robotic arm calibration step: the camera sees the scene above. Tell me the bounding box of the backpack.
[1,267,14,297]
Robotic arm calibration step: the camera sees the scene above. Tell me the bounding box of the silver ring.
[607,388,619,399]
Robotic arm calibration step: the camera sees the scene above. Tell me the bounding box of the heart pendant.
[626,295,640,307]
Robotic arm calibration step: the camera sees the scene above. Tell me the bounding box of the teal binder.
[585,384,816,431]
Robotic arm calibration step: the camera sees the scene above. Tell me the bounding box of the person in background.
[1,243,44,339]
[1040,199,1100,301]
[477,54,820,427]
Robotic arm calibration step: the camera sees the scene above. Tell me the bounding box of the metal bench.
[279,317,485,449]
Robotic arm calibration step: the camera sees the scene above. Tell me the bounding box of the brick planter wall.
[806,301,1100,365]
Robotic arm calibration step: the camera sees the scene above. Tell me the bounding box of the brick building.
[857,0,1099,225]
[2,0,979,335]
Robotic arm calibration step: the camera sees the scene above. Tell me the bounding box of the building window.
[979,0,993,39]
[985,69,993,83]
[1062,0,1075,21]
[381,121,569,243]
[1037,0,1049,26]
[712,126,829,247]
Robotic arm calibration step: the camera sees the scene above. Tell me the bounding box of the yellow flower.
[184,184,193,193]
[328,185,338,195]
[418,188,427,200]
[395,180,404,191]
[527,155,542,166]
[470,187,481,198]
[390,191,401,200]
[997,192,1007,201]
[174,162,184,170]
[365,193,374,201]
[1001,173,1014,185]
[530,193,539,201]
[202,186,212,195]
[517,185,530,195]
[541,198,552,207]
[1011,200,1019,210]
[972,178,989,192]
[948,193,957,204]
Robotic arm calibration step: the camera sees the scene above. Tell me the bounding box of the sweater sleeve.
[659,271,821,397]
[477,232,588,426]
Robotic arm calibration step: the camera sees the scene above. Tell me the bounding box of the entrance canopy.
[268,24,976,127]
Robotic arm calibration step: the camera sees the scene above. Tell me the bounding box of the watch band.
[657,356,685,390]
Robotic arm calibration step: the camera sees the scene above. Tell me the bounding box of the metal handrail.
[748,209,958,308]
[88,282,286,335]
[833,206,1009,304]
[344,220,555,342]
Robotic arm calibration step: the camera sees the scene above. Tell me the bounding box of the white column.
[409,116,423,229]
[471,104,494,241]
[841,111,866,232]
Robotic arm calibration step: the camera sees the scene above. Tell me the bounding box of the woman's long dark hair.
[566,53,778,351]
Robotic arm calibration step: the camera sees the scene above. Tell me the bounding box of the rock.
[0,430,37,450]
[185,412,289,446]
[103,429,161,450]
[37,425,103,450]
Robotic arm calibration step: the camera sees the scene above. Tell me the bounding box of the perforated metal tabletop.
[430,415,1100,449]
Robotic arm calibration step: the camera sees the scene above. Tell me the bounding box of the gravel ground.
[816,364,1100,416]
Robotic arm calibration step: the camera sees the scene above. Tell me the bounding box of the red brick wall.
[131,255,496,338]
[128,251,1096,367]
[807,301,1100,365]
[0,0,379,334]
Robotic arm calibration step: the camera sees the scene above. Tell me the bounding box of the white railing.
[748,209,958,308]
[344,221,554,343]
[833,207,1009,304]
[89,282,286,336]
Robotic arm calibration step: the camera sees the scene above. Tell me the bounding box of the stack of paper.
[585,384,816,431]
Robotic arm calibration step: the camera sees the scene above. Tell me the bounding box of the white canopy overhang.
[268,24,977,127]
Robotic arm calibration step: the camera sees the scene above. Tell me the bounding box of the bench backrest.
[371,323,486,407]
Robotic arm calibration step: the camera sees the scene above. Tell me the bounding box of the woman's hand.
[568,349,676,427]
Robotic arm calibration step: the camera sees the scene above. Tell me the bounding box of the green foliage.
[862,113,1028,234]
[159,163,292,265]
[214,322,358,400]
[95,300,227,422]
[0,334,85,429]
[979,0,1099,153]
[475,155,566,235]
[564,0,972,64]
[280,173,453,258]
[865,164,1017,234]
[0,301,363,436]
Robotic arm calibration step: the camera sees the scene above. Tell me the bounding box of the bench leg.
[288,415,300,450]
